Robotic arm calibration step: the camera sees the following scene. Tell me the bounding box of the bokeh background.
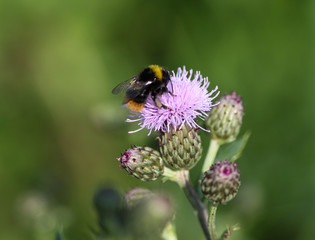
[1,0,314,239]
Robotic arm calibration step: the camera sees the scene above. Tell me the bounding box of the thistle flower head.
[201,159,241,205]
[117,146,164,181]
[127,66,219,134]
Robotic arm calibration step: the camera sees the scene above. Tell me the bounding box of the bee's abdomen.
[126,99,145,112]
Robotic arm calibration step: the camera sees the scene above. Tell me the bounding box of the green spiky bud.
[201,160,240,205]
[117,146,164,181]
[159,125,202,170]
[205,92,244,143]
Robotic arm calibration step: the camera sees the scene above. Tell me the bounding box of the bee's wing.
[111,77,137,95]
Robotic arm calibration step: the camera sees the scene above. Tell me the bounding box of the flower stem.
[176,170,210,240]
[161,221,178,240]
[209,205,218,240]
[202,139,221,173]
[163,167,179,181]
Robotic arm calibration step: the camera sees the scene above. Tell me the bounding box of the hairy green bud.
[117,146,164,181]
[205,92,244,143]
[123,188,155,208]
[159,125,202,170]
[201,160,240,205]
[126,192,174,240]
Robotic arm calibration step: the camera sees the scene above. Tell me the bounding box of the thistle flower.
[117,146,164,181]
[127,66,220,134]
[201,160,240,205]
[205,92,244,143]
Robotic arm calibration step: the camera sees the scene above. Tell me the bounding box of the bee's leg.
[162,86,175,96]
[152,94,167,109]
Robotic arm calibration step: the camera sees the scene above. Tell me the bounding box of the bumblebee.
[112,65,171,112]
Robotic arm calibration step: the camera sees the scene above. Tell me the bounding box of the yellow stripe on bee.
[148,65,163,81]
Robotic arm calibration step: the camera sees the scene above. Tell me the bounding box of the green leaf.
[216,131,251,162]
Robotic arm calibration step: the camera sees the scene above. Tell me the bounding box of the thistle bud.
[159,125,202,170]
[125,191,174,240]
[123,188,155,208]
[205,92,244,143]
[117,146,164,181]
[94,188,121,217]
[201,160,240,205]
[93,188,124,234]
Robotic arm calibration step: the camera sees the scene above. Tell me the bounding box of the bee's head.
[161,68,171,85]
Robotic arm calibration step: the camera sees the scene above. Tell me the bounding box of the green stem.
[161,221,178,240]
[202,139,221,173]
[175,170,210,240]
[163,167,178,181]
[209,205,218,240]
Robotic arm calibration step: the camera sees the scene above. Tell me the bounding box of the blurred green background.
[0,0,314,239]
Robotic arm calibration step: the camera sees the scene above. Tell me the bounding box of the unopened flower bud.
[205,92,244,143]
[94,188,121,216]
[117,146,164,181]
[93,188,124,234]
[159,125,202,170]
[201,160,240,205]
[126,192,174,239]
[123,188,155,209]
